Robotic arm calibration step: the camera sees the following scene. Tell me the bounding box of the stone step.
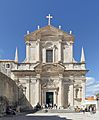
[36,109,75,113]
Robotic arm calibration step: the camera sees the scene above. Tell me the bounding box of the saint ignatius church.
[0,14,88,109]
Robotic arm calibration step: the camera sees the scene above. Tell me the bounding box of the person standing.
[82,106,85,114]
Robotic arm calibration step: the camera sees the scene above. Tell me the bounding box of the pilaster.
[58,40,62,62]
[68,84,74,106]
[68,76,74,106]
[82,80,86,102]
[54,89,58,105]
[43,48,46,63]
[58,74,63,108]
[25,79,30,102]
[53,47,55,63]
[36,39,40,62]
[78,87,82,99]
[36,74,41,104]
[26,41,30,62]
[70,41,73,62]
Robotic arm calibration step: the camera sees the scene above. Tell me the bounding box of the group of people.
[35,102,58,110]
[6,106,16,115]
[75,105,96,114]
[87,105,96,114]
[82,105,96,114]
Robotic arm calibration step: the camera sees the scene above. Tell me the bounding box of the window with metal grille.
[46,50,53,63]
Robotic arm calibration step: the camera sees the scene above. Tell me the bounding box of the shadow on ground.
[0,115,72,120]
[26,116,72,120]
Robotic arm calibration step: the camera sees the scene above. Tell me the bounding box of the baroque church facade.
[0,15,88,108]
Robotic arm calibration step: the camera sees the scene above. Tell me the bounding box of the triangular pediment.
[24,25,74,41]
[34,63,65,74]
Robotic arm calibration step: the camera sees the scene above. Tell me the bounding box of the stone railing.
[13,62,86,71]
[13,63,37,70]
[64,63,86,70]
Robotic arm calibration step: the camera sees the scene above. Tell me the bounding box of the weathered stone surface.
[0,23,88,110]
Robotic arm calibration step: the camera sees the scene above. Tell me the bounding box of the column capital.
[26,41,31,45]
[59,74,63,78]
[81,76,86,82]
[69,76,74,80]
[59,39,62,43]
[36,39,40,44]
[26,79,31,83]
[36,74,41,79]
[70,41,74,44]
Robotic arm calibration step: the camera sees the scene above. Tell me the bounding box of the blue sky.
[0,0,99,96]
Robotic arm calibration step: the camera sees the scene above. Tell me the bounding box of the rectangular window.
[46,50,53,63]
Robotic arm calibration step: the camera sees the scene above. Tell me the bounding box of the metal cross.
[46,14,53,25]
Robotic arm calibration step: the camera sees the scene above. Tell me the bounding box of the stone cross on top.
[46,14,53,25]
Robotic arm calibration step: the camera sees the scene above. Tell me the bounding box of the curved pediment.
[34,63,65,74]
[24,25,74,42]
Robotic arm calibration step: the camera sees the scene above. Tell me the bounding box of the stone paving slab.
[27,111,99,120]
[0,111,99,120]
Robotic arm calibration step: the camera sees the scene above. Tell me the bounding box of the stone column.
[82,81,86,102]
[79,87,82,99]
[43,48,46,63]
[36,39,40,62]
[41,89,43,105]
[58,40,62,62]
[26,41,30,62]
[30,82,33,106]
[70,41,73,62]
[58,74,63,108]
[78,88,81,99]
[54,90,58,105]
[53,48,55,63]
[36,74,41,104]
[54,91,56,105]
[74,87,76,99]
[25,80,30,102]
[68,84,74,106]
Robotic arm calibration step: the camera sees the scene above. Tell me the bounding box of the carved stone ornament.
[25,25,74,42]
[34,63,64,74]
[42,78,57,89]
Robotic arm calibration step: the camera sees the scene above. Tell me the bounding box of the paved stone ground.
[0,111,99,120]
[27,111,99,120]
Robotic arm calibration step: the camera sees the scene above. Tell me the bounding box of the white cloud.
[86,77,95,86]
[86,77,99,96]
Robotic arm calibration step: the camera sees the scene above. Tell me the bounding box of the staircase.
[36,108,75,113]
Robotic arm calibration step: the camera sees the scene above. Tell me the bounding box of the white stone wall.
[30,41,36,62]
[63,42,73,63]
[25,38,73,63]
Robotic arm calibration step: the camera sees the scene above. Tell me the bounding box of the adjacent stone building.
[0,15,88,109]
[0,63,17,113]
